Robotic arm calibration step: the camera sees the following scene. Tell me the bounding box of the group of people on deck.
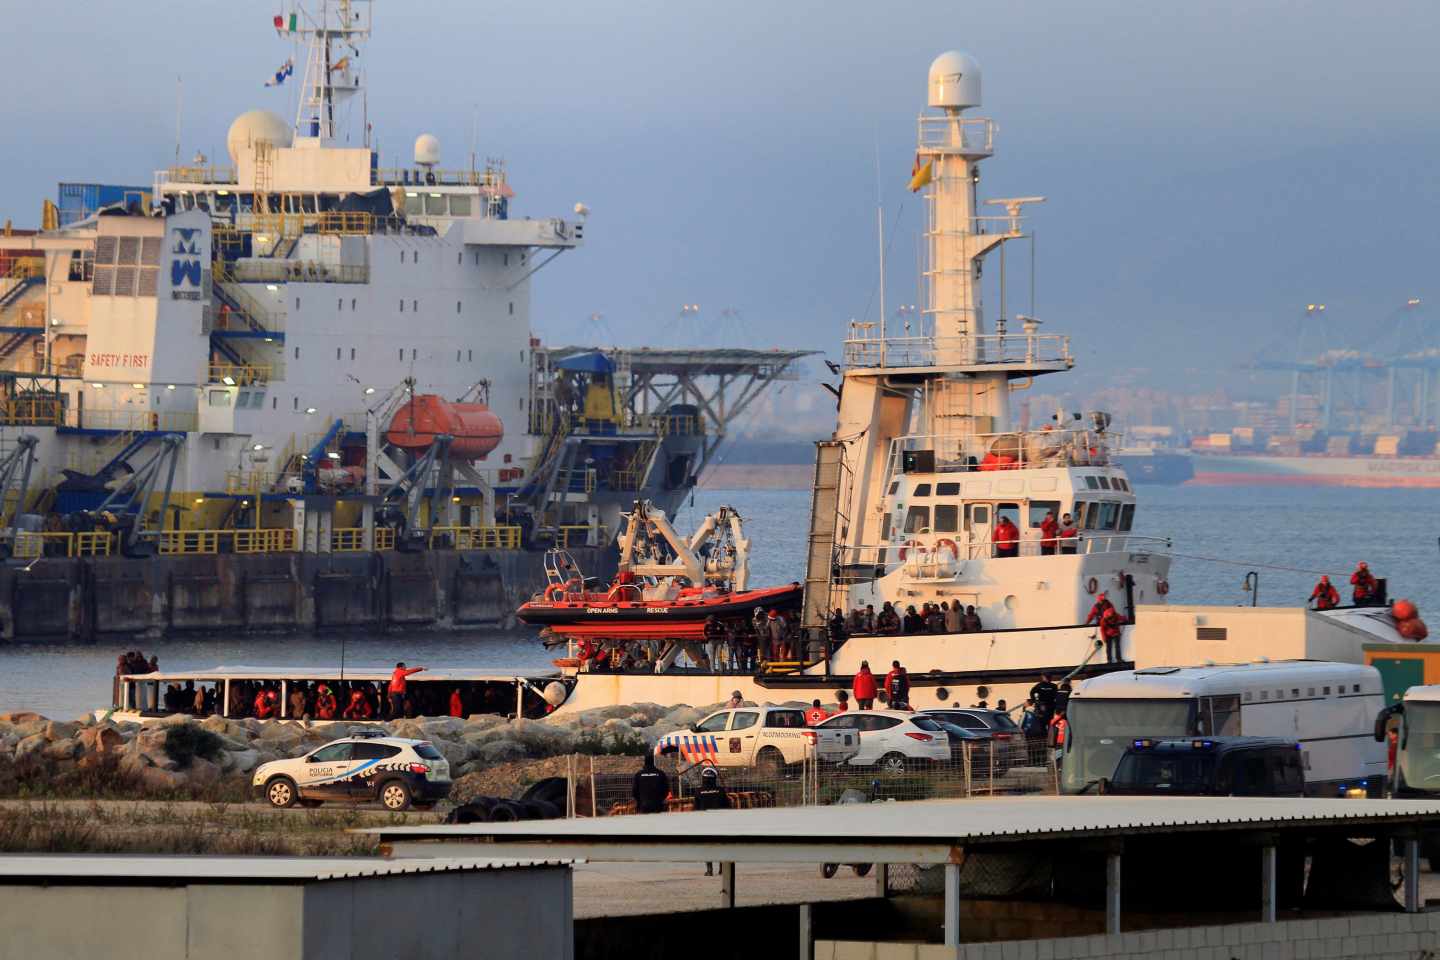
[844,601,984,636]
[1308,562,1383,610]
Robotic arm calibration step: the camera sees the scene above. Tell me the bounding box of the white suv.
[252,734,451,811]
[815,710,951,774]
[655,705,860,777]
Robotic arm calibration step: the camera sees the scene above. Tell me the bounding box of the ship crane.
[615,500,751,595]
[67,434,183,559]
[0,434,38,560]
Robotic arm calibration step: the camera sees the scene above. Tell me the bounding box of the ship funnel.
[928,50,982,110]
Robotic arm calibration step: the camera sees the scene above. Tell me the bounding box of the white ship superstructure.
[0,3,807,561]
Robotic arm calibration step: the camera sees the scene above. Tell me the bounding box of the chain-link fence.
[574,738,1057,817]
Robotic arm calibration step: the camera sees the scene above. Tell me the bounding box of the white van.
[1060,661,1386,796]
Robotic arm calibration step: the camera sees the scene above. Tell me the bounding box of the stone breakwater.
[0,701,740,795]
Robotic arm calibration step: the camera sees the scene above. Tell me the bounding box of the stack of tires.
[444,777,568,824]
[1393,599,1429,641]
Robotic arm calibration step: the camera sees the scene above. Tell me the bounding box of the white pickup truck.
[654,706,860,777]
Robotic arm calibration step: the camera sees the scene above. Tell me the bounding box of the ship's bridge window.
[208,391,230,407]
[1098,502,1120,530]
[887,481,899,496]
[995,503,1020,530]
[1084,476,1100,489]
[936,482,960,497]
[1119,504,1135,531]
[449,194,472,216]
[933,504,958,533]
[215,193,235,213]
[404,192,422,215]
[1098,476,1113,490]
[426,193,447,215]
[1027,500,1060,530]
[301,195,317,214]
[903,506,930,534]
[912,483,932,497]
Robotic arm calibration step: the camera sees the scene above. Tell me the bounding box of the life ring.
[1086,577,1099,595]
[897,539,919,561]
[1156,578,1170,596]
[544,583,565,602]
[935,538,959,560]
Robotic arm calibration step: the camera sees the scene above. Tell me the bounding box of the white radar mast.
[284,0,372,146]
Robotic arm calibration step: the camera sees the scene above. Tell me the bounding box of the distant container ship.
[1189,428,1440,488]
[1112,447,1195,485]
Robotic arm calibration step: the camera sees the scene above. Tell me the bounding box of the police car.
[655,705,860,777]
[252,732,452,811]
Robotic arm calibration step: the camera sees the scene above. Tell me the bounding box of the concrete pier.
[0,546,613,642]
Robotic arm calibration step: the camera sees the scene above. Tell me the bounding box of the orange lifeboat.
[386,395,503,460]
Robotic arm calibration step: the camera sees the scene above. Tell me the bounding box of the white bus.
[1060,661,1386,796]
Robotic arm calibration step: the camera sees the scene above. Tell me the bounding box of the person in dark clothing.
[902,605,923,634]
[632,751,671,814]
[1029,673,1058,723]
[883,660,911,709]
[1054,679,1073,715]
[694,766,730,875]
[828,608,848,651]
[962,605,983,633]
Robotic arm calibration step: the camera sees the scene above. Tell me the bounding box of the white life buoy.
[935,538,959,560]
[897,539,919,561]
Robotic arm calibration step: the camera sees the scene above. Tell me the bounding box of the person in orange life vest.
[992,516,1020,559]
[449,687,464,719]
[1058,513,1079,555]
[1039,510,1060,556]
[1048,707,1068,750]
[1086,593,1124,663]
[388,662,425,718]
[1350,562,1378,606]
[314,684,338,721]
[805,699,829,726]
[253,688,278,719]
[1309,575,1340,611]
[343,688,372,720]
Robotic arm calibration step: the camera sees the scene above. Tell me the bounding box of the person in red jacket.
[388,662,425,718]
[883,660,911,709]
[805,699,829,726]
[314,684,338,720]
[449,687,465,719]
[1309,575,1340,611]
[1085,593,1124,663]
[1058,513,1079,555]
[1350,562,1378,606]
[253,688,278,719]
[343,688,372,720]
[992,516,1020,559]
[1039,510,1060,556]
[852,661,878,710]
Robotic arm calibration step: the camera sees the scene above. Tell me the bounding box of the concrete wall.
[0,545,613,642]
[0,866,571,960]
[816,910,1440,960]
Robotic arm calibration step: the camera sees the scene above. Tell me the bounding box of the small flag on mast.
[272,12,298,32]
[908,154,933,193]
[265,58,294,87]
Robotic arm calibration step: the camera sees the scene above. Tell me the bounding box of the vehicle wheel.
[265,776,298,809]
[756,747,786,779]
[879,752,908,776]
[379,779,413,811]
[821,863,839,879]
[851,863,873,877]
[297,798,323,808]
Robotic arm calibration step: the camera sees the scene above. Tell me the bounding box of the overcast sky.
[3,0,1437,394]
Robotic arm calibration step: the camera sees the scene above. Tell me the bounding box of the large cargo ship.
[0,1,806,640]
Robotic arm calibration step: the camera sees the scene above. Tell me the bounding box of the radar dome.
[928,50,981,110]
[414,133,441,167]
[226,110,292,166]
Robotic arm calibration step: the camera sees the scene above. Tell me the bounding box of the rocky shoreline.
[0,700,733,799]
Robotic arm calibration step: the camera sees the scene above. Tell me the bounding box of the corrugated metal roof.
[366,795,1440,851]
[0,855,564,884]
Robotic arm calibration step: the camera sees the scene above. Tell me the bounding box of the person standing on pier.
[388,662,425,719]
[853,661,877,710]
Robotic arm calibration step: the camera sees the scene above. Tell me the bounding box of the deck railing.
[835,533,1172,573]
[842,333,1072,370]
[884,428,1118,478]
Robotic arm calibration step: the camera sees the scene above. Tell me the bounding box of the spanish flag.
[908,155,934,193]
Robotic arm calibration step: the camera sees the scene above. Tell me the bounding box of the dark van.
[1102,737,1305,797]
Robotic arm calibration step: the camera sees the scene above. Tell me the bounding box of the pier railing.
[842,333,1072,370]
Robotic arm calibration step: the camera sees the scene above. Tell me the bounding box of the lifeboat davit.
[386,395,503,460]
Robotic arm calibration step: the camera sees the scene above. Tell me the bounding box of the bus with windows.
[1060,660,1386,796]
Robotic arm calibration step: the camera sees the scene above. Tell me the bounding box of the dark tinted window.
[353,742,402,760]
[909,717,944,732]
[912,483,932,497]
[766,709,806,728]
[820,714,859,729]
[1112,753,1214,791]
[904,506,930,534]
[731,711,759,730]
[412,743,445,761]
[936,483,960,496]
[946,713,988,730]
[933,505,959,533]
[309,743,353,762]
[858,716,901,732]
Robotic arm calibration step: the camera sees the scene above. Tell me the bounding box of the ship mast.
[288,0,371,146]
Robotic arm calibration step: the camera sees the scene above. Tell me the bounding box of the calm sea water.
[2,484,1435,719]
